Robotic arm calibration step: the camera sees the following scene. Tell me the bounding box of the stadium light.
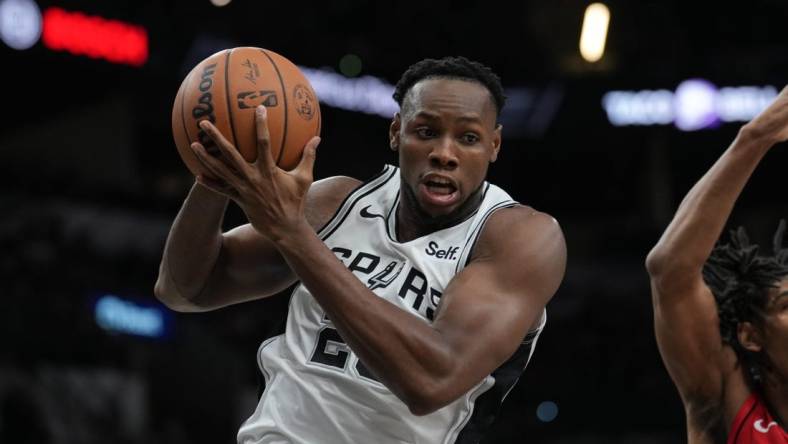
[0,0,42,50]
[601,80,778,131]
[95,294,168,338]
[536,401,559,422]
[580,3,610,63]
[41,7,148,66]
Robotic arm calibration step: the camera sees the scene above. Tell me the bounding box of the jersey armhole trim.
[454,200,518,274]
[316,165,397,240]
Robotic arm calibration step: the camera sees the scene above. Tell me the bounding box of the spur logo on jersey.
[367,261,405,291]
[331,246,442,320]
[425,241,459,260]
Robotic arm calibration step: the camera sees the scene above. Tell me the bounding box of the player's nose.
[428,137,458,169]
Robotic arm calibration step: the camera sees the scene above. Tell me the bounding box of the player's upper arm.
[647,262,728,406]
[426,207,566,408]
[191,175,361,310]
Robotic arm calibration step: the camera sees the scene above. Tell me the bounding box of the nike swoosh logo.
[360,205,385,220]
[754,419,779,433]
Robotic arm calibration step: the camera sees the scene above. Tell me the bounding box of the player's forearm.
[155,182,229,311]
[272,221,456,412]
[646,128,771,280]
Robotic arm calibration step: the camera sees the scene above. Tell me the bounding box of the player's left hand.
[190,105,320,240]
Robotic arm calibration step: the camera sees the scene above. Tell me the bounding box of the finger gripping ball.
[172,47,321,175]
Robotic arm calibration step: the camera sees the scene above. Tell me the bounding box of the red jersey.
[728,392,787,443]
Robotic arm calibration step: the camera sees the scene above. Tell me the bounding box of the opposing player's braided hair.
[392,56,506,118]
[702,220,788,385]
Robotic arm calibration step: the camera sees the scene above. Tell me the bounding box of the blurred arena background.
[1,0,787,442]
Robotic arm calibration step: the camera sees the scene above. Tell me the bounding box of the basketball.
[172,47,321,175]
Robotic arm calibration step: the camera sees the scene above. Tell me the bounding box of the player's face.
[761,277,788,381]
[390,78,501,219]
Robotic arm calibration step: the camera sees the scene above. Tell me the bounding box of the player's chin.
[417,184,464,217]
[420,205,457,219]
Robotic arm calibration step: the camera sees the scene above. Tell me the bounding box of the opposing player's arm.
[274,205,565,415]
[154,175,360,312]
[645,122,778,407]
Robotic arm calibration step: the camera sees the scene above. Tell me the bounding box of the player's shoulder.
[468,204,566,304]
[473,204,565,262]
[484,205,562,245]
[309,176,363,202]
[305,176,363,230]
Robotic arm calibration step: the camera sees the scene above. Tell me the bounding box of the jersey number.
[310,326,379,382]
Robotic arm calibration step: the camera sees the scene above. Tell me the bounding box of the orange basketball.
[172,47,321,175]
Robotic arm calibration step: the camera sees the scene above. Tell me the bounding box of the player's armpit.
[649,275,728,405]
[649,274,754,436]
[412,207,566,414]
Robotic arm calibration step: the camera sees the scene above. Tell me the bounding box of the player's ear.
[738,322,763,353]
[389,113,401,151]
[489,123,502,163]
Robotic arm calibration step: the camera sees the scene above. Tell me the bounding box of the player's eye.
[416,127,437,138]
[461,133,480,144]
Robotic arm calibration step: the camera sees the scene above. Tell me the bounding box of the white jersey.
[238,165,546,444]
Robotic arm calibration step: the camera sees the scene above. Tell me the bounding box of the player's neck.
[396,183,484,243]
[761,372,788,427]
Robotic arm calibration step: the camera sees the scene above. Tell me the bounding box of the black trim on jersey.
[455,200,518,274]
[255,335,277,399]
[480,182,491,201]
[255,323,287,399]
[317,166,397,240]
[384,193,400,242]
[454,329,541,444]
[254,282,299,399]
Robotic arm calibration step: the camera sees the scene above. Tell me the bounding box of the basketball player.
[646,86,788,443]
[155,57,566,443]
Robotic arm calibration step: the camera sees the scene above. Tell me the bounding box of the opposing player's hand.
[190,105,321,239]
[743,85,788,146]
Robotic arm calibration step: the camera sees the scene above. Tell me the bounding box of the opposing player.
[646,86,788,443]
[155,56,566,443]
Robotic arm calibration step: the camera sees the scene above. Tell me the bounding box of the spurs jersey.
[728,392,788,444]
[238,165,546,444]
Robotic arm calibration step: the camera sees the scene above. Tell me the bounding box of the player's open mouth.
[419,174,459,206]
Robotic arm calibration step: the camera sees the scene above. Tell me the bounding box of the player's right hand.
[190,105,321,241]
